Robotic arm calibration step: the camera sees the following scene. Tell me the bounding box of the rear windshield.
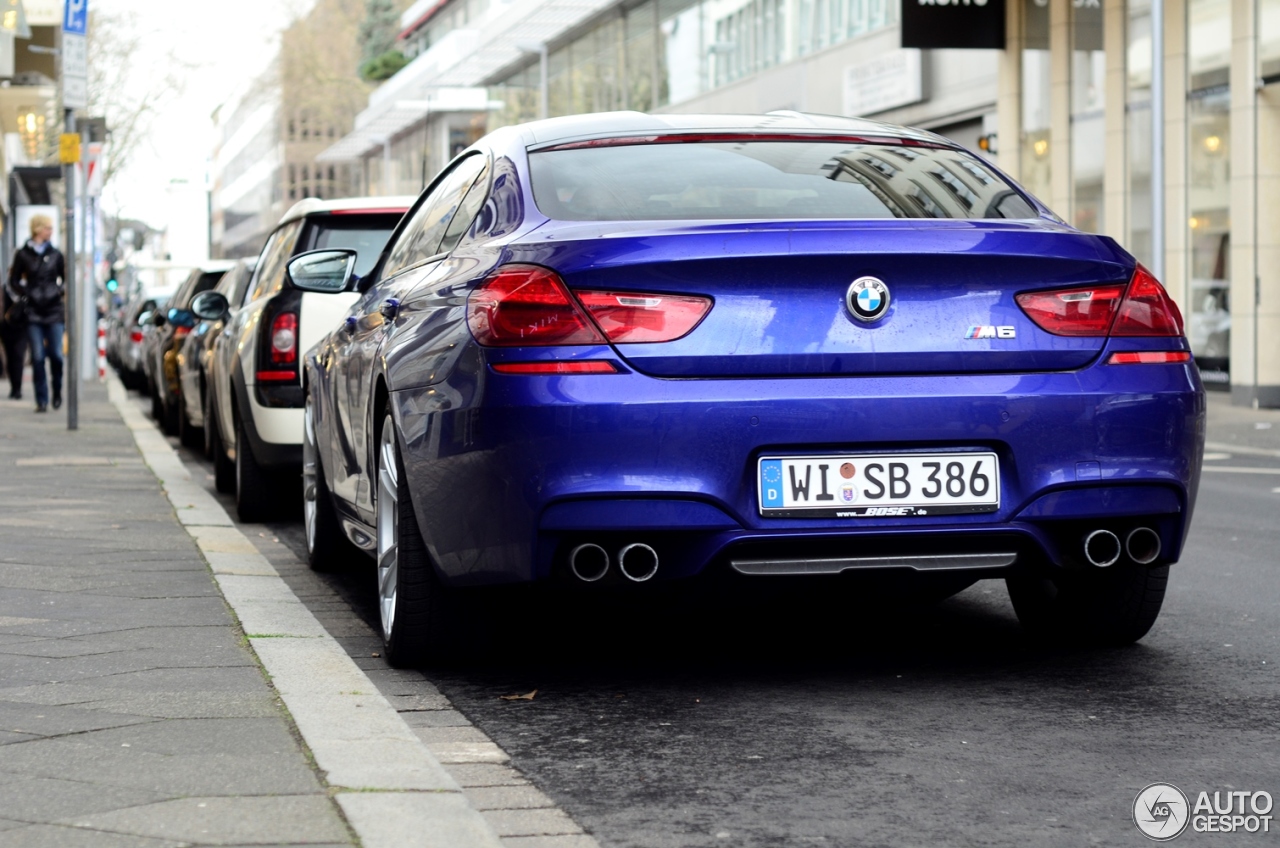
[299,214,403,277]
[529,141,1037,222]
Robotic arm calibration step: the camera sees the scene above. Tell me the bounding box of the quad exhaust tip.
[568,543,610,582]
[1083,529,1122,568]
[1126,526,1162,565]
[618,543,660,582]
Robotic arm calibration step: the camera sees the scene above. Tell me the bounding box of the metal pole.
[1150,0,1165,283]
[63,108,78,430]
[539,45,549,120]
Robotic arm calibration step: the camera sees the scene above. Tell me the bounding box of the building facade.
[325,0,1280,407]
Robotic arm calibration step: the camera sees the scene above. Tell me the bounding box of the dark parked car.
[176,258,257,450]
[264,112,1203,665]
[145,262,235,434]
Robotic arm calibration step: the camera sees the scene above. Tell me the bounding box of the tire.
[303,390,357,571]
[150,379,164,422]
[209,402,235,494]
[160,385,180,436]
[234,413,275,523]
[1006,563,1169,647]
[375,411,453,667]
[202,386,217,460]
[178,390,202,450]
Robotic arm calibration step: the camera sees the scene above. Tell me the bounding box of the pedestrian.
[10,215,66,413]
[1,262,30,401]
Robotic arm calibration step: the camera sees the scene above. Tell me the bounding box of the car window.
[529,141,1037,221]
[246,220,303,304]
[439,165,492,254]
[297,214,404,278]
[382,155,488,279]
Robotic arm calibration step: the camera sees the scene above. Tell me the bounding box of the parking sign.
[63,0,87,35]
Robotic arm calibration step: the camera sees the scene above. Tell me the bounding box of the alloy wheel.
[302,398,319,554]
[375,421,399,642]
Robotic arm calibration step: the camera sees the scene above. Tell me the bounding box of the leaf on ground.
[500,689,538,701]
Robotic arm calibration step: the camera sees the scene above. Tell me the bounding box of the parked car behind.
[199,197,413,521]
[291,111,1206,666]
[176,258,257,454]
[123,286,177,392]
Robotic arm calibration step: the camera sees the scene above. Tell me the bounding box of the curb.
[108,378,506,848]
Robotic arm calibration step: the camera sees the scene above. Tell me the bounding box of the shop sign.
[901,0,1006,50]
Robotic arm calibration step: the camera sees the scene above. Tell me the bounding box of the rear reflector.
[1015,285,1125,336]
[492,361,619,375]
[256,370,299,381]
[573,290,711,343]
[1106,351,1192,365]
[468,265,605,346]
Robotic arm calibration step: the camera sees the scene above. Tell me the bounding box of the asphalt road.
[158,394,1280,847]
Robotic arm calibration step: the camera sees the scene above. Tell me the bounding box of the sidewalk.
[0,383,354,846]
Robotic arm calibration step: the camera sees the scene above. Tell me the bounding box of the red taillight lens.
[270,312,298,365]
[174,326,192,339]
[130,331,143,343]
[1107,351,1192,365]
[1015,284,1126,336]
[491,361,619,374]
[467,265,605,346]
[573,290,711,343]
[1112,265,1184,336]
[1016,265,1184,338]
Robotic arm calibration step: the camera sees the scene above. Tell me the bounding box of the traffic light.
[105,275,119,293]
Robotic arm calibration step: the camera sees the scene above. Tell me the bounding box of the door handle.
[380,298,401,320]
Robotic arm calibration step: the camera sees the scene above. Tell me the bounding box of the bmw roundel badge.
[846,276,891,323]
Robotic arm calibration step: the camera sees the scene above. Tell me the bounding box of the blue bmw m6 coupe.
[295,111,1204,664]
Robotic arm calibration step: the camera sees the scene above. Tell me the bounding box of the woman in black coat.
[9,215,66,412]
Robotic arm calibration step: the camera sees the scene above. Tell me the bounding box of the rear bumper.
[393,362,1205,587]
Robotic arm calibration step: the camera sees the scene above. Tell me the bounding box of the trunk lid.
[510,220,1133,378]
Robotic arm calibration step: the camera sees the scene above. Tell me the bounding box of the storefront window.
[1263,0,1280,80]
[1070,0,1105,233]
[1127,0,1153,266]
[1020,0,1051,205]
[1187,0,1232,387]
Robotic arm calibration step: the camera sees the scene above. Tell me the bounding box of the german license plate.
[757,452,1000,518]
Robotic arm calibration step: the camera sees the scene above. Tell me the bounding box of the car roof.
[276,196,417,228]
[509,110,952,149]
[194,260,238,274]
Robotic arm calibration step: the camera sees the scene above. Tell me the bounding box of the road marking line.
[1205,441,1280,459]
[108,378,507,848]
[1201,466,1280,475]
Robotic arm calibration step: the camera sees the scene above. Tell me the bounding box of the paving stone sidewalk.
[0,384,354,847]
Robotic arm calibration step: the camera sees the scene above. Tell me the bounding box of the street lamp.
[515,41,548,121]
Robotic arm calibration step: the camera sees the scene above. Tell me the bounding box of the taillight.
[130,331,143,343]
[174,326,192,339]
[270,312,298,364]
[573,291,711,343]
[1111,265,1184,336]
[467,265,604,346]
[1015,284,1126,336]
[1016,265,1184,338]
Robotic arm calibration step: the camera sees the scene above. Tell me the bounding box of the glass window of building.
[1021,0,1052,206]
[1070,0,1105,233]
[1126,0,1153,266]
[1263,0,1280,80]
[1187,0,1232,380]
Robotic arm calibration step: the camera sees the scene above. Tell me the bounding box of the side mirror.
[191,290,230,321]
[287,249,358,293]
[137,311,153,327]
